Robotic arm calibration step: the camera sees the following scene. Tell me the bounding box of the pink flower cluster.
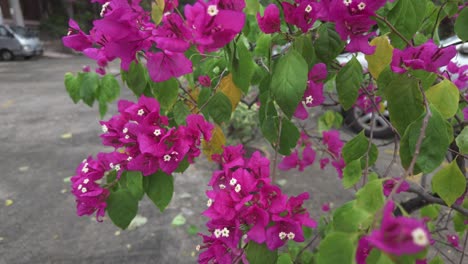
[70,96,213,221]
[198,145,316,263]
[294,63,327,120]
[279,130,345,178]
[356,201,432,263]
[63,0,245,82]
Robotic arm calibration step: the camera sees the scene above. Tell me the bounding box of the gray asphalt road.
[0,56,398,264]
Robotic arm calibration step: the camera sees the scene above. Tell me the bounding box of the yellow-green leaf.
[426,79,459,118]
[219,74,242,112]
[5,199,13,206]
[432,161,467,206]
[151,0,165,25]
[202,125,226,161]
[365,36,394,79]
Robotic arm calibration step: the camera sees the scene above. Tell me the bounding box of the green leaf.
[244,0,260,15]
[254,34,272,58]
[400,106,451,174]
[80,72,99,107]
[278,118,300,156]
[333,201,372,233]
[342,131,378,167]
[145,171,174,212]
[64,72,80,103]
[271,50,308,118]
[426,79,459,118]
[259,95,279,144]
[150,78,179,110]
[293,34,316,68]
[420,204,440,220]
[98,74,120,102]
[356,179,385,213]
[187,225,199,235]
[246,242,278,264]
[316,232,355,264]
[318,110,343,133]
[314,23,345,63]
[124,61,147,96]
[379,69,424,135]
[455,7,468,41]
[151,0,165,25]
[206,92,232,124]
[231,39,255,93]
[173,101,190,125]
[336,56,363,110]
[431,161,467,206]
[429,256,444,264]
[456,126,468,154]
[171,213,186,226]
[365,36,394,80]
[276,253,293,264]
[98,98,108,119]
[453,209,468,233]
[106,189,138,229]
[385,0,427,49]
[125,171,144,200]
[342,159,363,189]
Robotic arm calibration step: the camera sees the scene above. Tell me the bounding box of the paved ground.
[0,55,404,264]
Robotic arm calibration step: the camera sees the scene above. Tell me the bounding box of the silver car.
[0,25,43,61]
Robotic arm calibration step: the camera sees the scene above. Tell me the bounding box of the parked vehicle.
[339,36,468,139]
[0,25,43,61]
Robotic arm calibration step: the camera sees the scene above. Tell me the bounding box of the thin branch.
[374,14,413,47]
[432,2,447,39]
[271,115,283,183]
[295,233,319,263]
[405,185,468,216]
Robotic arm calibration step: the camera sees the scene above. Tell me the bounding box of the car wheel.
[344,106,394,139]
[0,50,14,61]
[24,56,32,60]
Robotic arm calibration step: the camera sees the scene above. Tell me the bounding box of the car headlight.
[23,45,32,51]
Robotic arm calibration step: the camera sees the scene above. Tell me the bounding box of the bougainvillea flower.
[383,178,410,196]
[198,75,212,87]
[147,51,193,82]
[62,19,93,51]
[322,130,343,158]
[257,4,281,34]
[446,234,460,249]
[356,237,373,264]
[366,201,432,256]
[391,40,457,74]
[153,13,192,53]
[445,61,468,89]
[282,0,320,33]
[294,63,327,120]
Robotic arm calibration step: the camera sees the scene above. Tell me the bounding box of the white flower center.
[343,0,352,6]
[287,232,295,240]
[207,5,219,16]
[214,229,222,238]
[305,4,312,13]
[279,232,287,240]
[235,184,241,193]
[101,125,108,133]
[100,2,110,17]
[78,184,82,190]
[81,187,87,193]
[137,109,145,116]
[229,178,237,186]
[127,156,132,161]
[154,129,161,136]
[196,245,201,251]
[207,199,213,207]
[123,127,128,133]
[357,2,366,10]
[114,164,121,171]
[219,184,226,189]
[125,135,130,139]
[82,167,89,173]
[411,228,429,247]
[164,154,171,162]
[221,227,230,237]
[67,30,72,36]
[83,178,89,184]
[109,163,114,168]
[305,95,314,105]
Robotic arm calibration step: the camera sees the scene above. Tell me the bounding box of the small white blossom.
[279,232,287,240]
[114,164,121,171]
[137,109,145,116]
[357,2,366,10]
[78,184,83,190]
[305,95,314,104]
[123,127,128,133]
[219,184,226,189]
[125,135,130,139]
[343,0,352,6]
[100,2,110,17]
[196,245,201,251]
[287,232,295,240]
[411,228,429,247]
[214,229,222,238]
[81,187,87,193]
[109,163,114,168]
[82,167,89,173]
[207,5,219,16]
[154,129,161,136]
[83,178,89,184]
[221,227,230,237]
[229,178,237,186]
[101,125,108,133]
[235,184,241,193]
[305,4,313,13]
[127,156,133,161]
[207,199,213,207]
[164,155,171,162]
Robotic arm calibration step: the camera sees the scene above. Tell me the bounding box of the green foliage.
[333,201,372,233]
[106,189,139,229]
[278,118,300,156]
[145,171,174,212]
[316,232,355,264]
[271,49,309,118]
[356,179,385,214]
[456,126,468,154]
[342,159,362,189]
[246,242,278,264]
[276,253,293,264]
[420,204,440,220]
[336,57,364,110]
[431,161,467,206]
[426,80,459,119]
[455,7,468,41]
[230,39,255,93]
[314,23,345,63]
[150,78,179,111]
[342,131,378,168]
[173,101,191,125]
[318,110,343,133]
[206,92,232,124]
[123,61,148,96]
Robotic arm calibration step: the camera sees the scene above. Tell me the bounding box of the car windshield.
[10,26,37,38]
